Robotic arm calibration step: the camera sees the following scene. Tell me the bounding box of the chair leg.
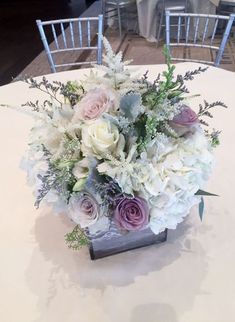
[157,9,164,47]
[117,4,122,38]
[101,0,106,33]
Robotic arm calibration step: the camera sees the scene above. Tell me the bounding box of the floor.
[0,0,95,85]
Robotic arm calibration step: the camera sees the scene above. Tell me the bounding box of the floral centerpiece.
[9,39,226,258]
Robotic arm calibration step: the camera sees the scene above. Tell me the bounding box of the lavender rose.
[68,192,99,228]
[114,197,149,231]
[172,105,198,126]
[170,105,199,136]
[72,88,116,122]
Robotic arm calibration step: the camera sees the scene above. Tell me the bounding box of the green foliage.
[35,140,80,208]
[198,197,204,221]
[196,189,219,221]
[211,130,221,147]
[142,47,208,110]
[52,148,78,198]
[142,48,183,108]
[65,225,89,250]
[58,80,84,106]
[195,189,218,196]
[137,114,159,152]
[58,137,81,161]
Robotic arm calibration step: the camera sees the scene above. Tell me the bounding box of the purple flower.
[172,105,198,126]
[114,197,149,231]
[169,105,199,136]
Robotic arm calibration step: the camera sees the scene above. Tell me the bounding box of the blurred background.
[0,0,95,85]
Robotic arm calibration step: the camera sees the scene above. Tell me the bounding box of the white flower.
[88,216,110,235]
[97,144,138,195]
[21,145,48,187]
[81,119,121,159]
[72,158,89,180]
[145,128,214,234]
[149,195,200,234]
[43,190,68,214]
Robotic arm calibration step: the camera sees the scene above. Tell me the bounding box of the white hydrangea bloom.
[147,128,214,234]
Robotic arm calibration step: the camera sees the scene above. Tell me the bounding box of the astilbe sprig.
[93,37,136,93]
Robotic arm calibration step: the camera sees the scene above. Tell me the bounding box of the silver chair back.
[36,15,103,73]
[165,11,235,66]
[156,0,189,45]
[102,0,137,38]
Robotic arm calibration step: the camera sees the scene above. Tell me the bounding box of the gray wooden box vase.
[88,222,167,260]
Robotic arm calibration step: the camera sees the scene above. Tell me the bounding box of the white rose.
[81,119,120,158]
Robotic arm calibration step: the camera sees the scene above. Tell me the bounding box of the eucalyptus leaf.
[195,189,218,197]
[199,197,204,221]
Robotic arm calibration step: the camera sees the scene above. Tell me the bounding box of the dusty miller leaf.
[120,93,144,121]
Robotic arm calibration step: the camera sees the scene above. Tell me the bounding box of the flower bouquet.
[14,39,226,259]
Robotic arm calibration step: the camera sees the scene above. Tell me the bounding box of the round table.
[0,63,235,322]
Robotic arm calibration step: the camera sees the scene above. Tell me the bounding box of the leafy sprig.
[65,225,90,250]
[137,114,159,152]
[198,100,227,126]
[22,77,84,111]
[23,76,63,106]
[142,46,207,109]
[35,144,78,208]
[54,80,84,106]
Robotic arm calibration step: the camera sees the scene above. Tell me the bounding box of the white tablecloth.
[137,0,219,42]
[1,63,235,322]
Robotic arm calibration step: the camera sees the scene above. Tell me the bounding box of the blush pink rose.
[72,88,115,122]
